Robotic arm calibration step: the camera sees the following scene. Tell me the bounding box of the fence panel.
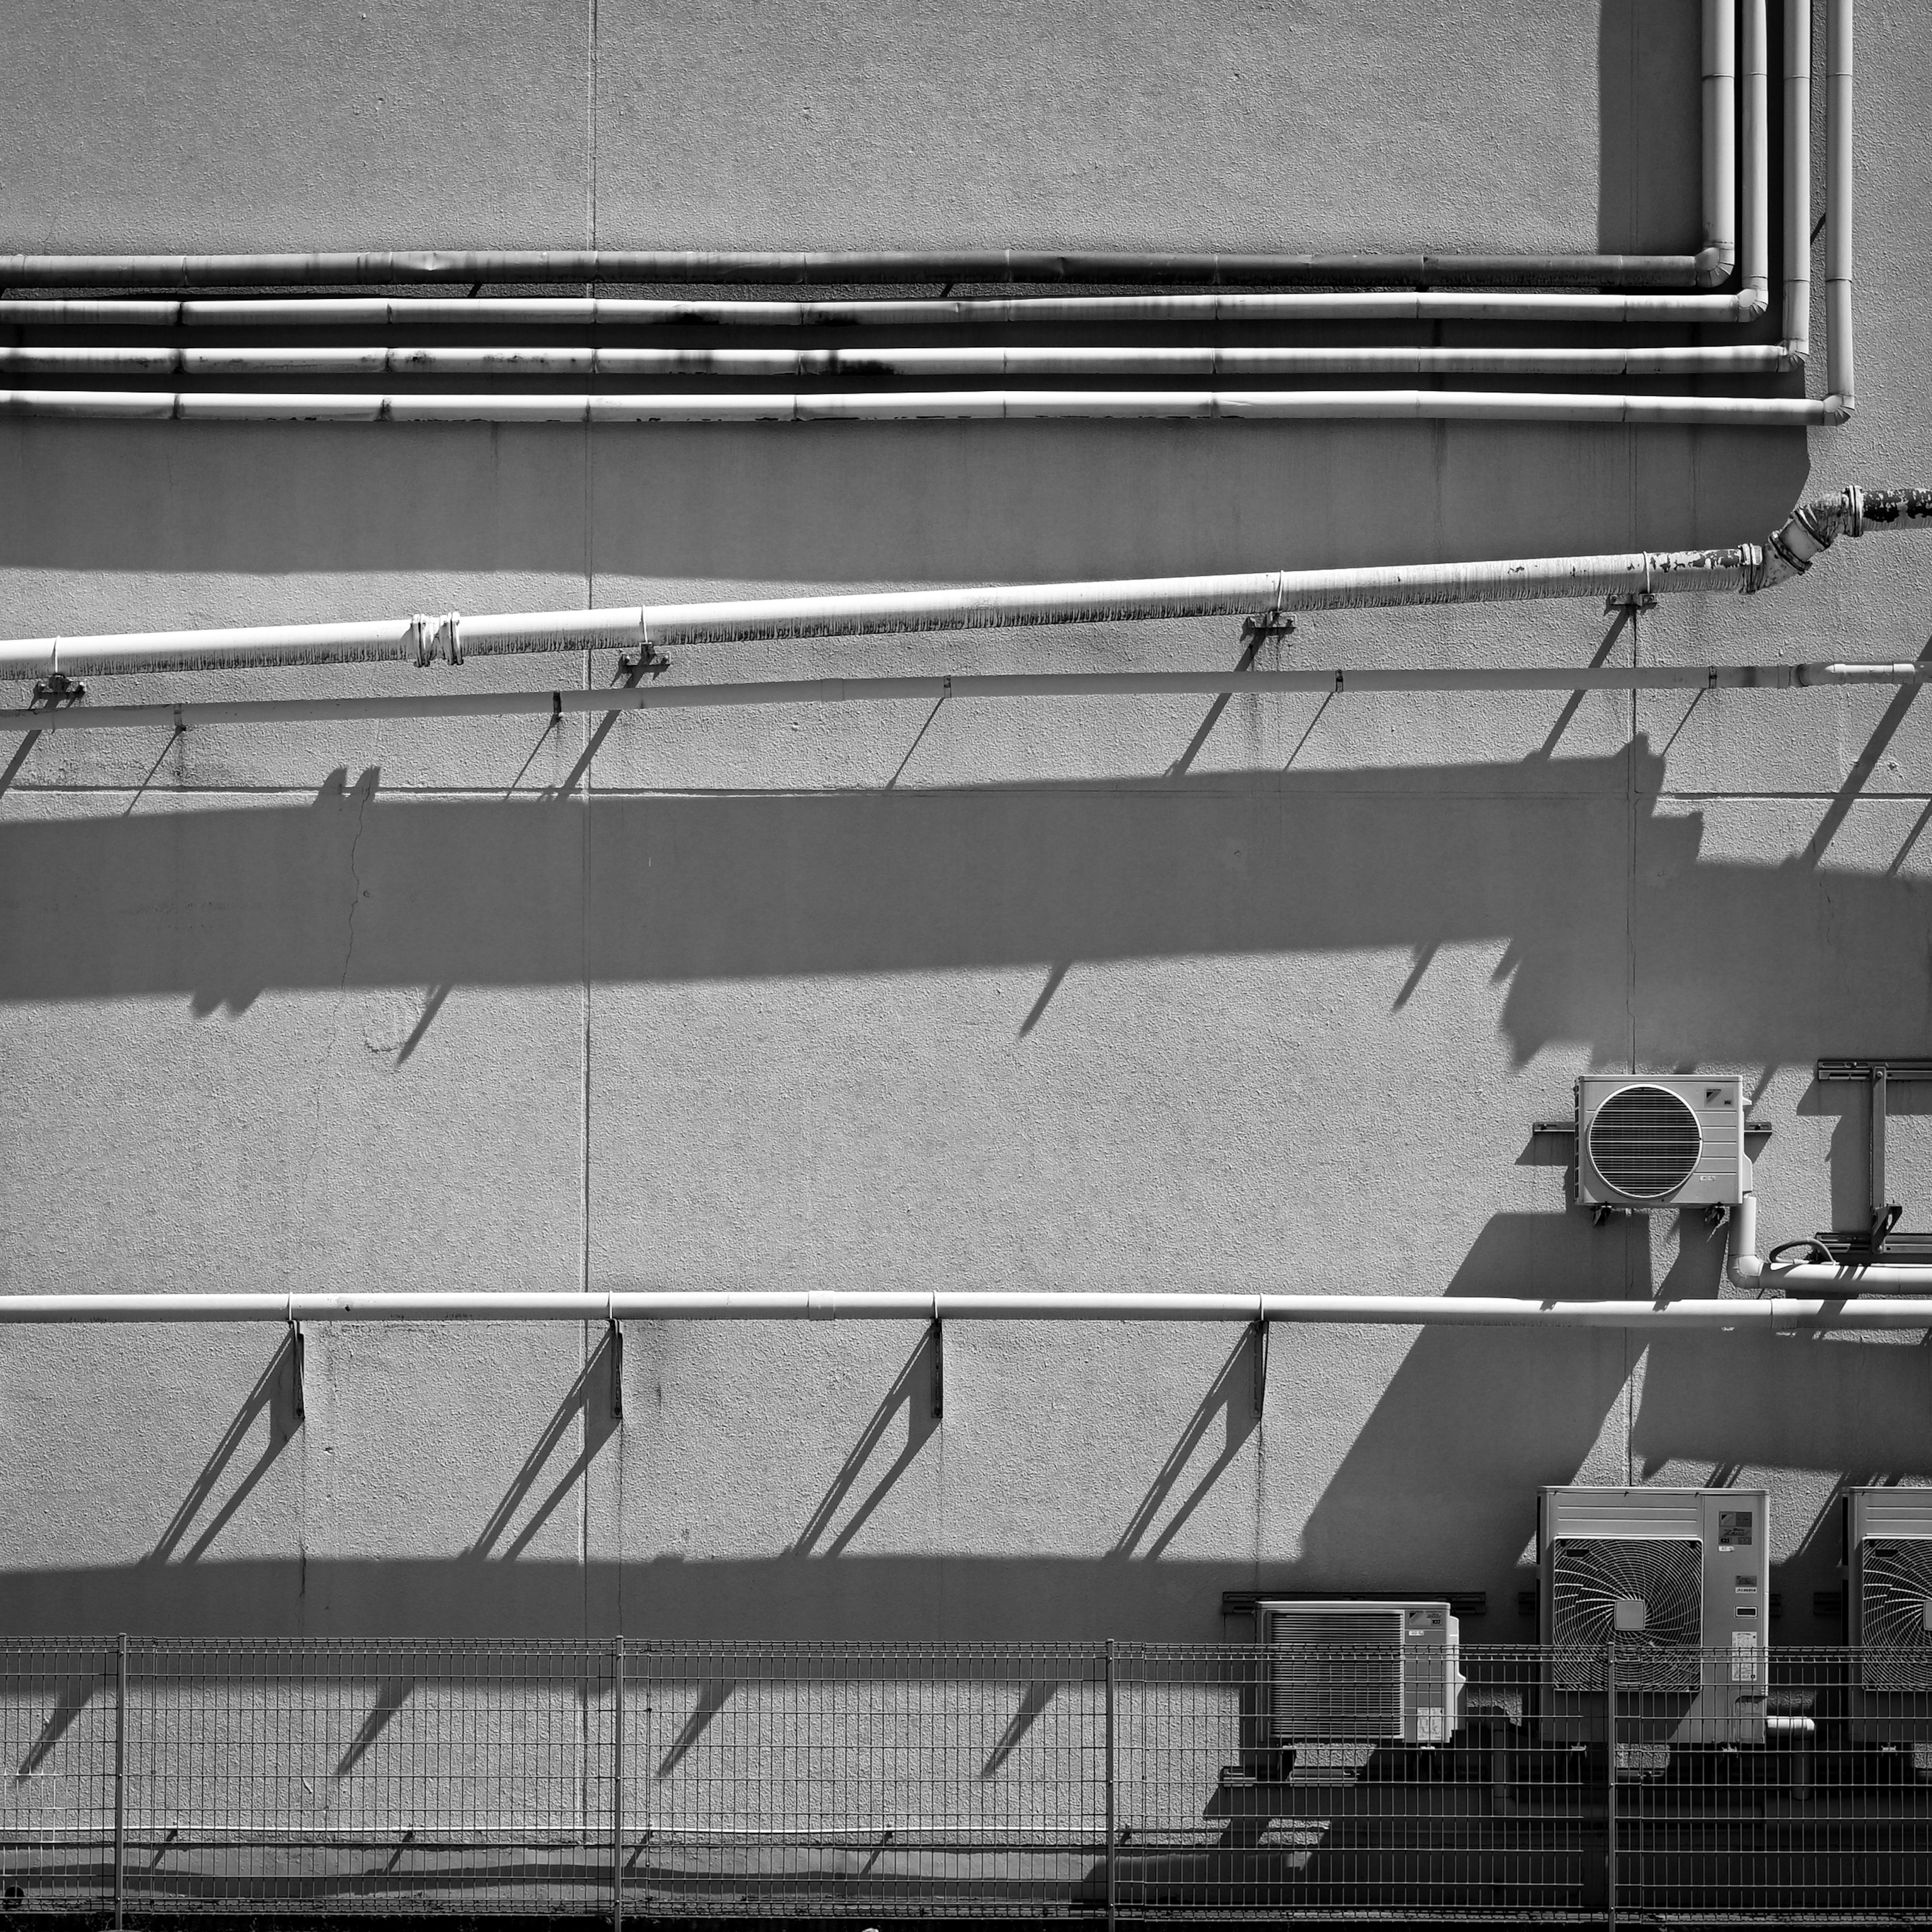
[0,1637,1921,1918]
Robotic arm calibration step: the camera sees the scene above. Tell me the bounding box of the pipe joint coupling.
[405,612,464,668]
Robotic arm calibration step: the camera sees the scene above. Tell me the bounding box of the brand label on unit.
[1414,1708,1446,1742]
[1731,1629,1762,1682]
[1718,1509,1753,1548]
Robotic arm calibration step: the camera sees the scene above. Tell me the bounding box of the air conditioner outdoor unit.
[1846,1488,1932,1749]
[1574,1075,1746,1210]
[1541,1486,1768,1747]
[1256,1600,1465,1747]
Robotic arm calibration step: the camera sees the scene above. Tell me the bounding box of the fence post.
[1103,1640,1117,1932]
[113,1633,127,1931]
[1604,1644,1618,1932]
[612,1635,625,1932]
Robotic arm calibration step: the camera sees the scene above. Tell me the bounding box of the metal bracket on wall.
[608,1319,624,1422]
[1238,614,1295,648]
[1251,1318,1269,1419]
[1814,1059,1932,1258]
[1603,590,1658,615]
[288,1320,304,1425]
[615,643,671,682]
[29,672,85,709]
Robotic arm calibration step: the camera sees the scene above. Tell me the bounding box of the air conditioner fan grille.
[1550,1538,1702,1689]
[1859,1543,1932,1689]
[1587,1085,1703,1199]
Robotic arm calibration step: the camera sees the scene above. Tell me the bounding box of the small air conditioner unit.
[1574,1075,1746,1210]
[1541,1487,1768,1746]
[1846,1488,1932,1749]
[1255,1600,1464,1748]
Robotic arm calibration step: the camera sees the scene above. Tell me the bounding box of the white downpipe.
[1826,0,1854,407]
[1785,0,1812,362]
[1705,0,1739,283]
[0,1290,1920,1331]
[11,659,1932,738]
[0,388,1843,427]
[3,485,1922,685]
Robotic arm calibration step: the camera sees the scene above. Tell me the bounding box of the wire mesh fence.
[0,1638,1926,1919]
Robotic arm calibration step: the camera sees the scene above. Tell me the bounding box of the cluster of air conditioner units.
[1254,1482,1932,1757]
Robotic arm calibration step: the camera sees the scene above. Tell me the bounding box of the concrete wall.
[2,0,1930,1650]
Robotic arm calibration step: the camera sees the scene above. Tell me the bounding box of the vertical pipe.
[1703,0,1739,276]
[1870,1067,1888,1231]
[1741,0,1770,306]
[112,1634,126,1930]
[1605,1644,1619,1931]
[1825,0,1854,404]
[1103,1640,1117,1932]
[1784,0,1813,357]
[612,1635,625,1932]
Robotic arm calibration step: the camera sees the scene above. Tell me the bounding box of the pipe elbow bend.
[1694,246,1731,289]
[1726,1252,1765,1293]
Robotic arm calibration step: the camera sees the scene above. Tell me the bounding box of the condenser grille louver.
[1586,1085,1703,1199]
[1550,1538,1703,1689]
[1858,1544,1932,1689]
[1262,1609,1403,1741]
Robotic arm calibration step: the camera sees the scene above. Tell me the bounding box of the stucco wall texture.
[1,0,1930,1650]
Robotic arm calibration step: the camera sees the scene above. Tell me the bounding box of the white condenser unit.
[1542,1487,1768,1745]
[1574,1075,1745,1210]
[1847,1489,1932,1743]
[1256,1600,1465,1746]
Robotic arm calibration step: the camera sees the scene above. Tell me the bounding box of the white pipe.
[0,250,1718,292]
[0,345,1796,379]
[3,485,1917,683]
[0,1290,1918,1330]
[1726,1188,1932,1293]
[0,388,1843,426]
[1742,0,1770,312]
[0,549,1767,680]
[1785,0,1812,361]
[1826,0,1854,407]
[1705,0,1739,283]
[0,288,1774,330]
[10,659,1932,738]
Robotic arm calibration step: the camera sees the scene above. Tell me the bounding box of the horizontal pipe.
[0,287,1775,333]
[0,549,1765,678]
[11,660,1932,737]
[0,1290,1917,1330]
[0,249,1714,292]
[0,344,1795,379]
[8,487,1914,684]
[0,387,1845,426]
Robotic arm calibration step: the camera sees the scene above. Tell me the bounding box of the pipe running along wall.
[0,1290,1921,1332]
[0,0,1845,424]
[1,488,1921,687]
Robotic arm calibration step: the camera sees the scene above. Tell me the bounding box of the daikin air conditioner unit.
[1256,1600,1464,1746]
[1575,1076,1746,1210]
[1847,1487,1932,1699]
[1541,1487,1767,1745]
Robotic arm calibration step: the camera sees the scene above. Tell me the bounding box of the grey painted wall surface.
[1,0,1929,1649]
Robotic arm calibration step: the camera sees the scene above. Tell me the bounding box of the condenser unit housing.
[1256,1600,1464,1746]
[1541,1486,1768,1744]
[1847,1487,1932,1701]
[1574,1075,1746,1210]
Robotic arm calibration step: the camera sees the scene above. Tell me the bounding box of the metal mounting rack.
[1813,1059,1932,1260]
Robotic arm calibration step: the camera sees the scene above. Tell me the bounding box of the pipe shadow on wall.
[6,743,1932,1072]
